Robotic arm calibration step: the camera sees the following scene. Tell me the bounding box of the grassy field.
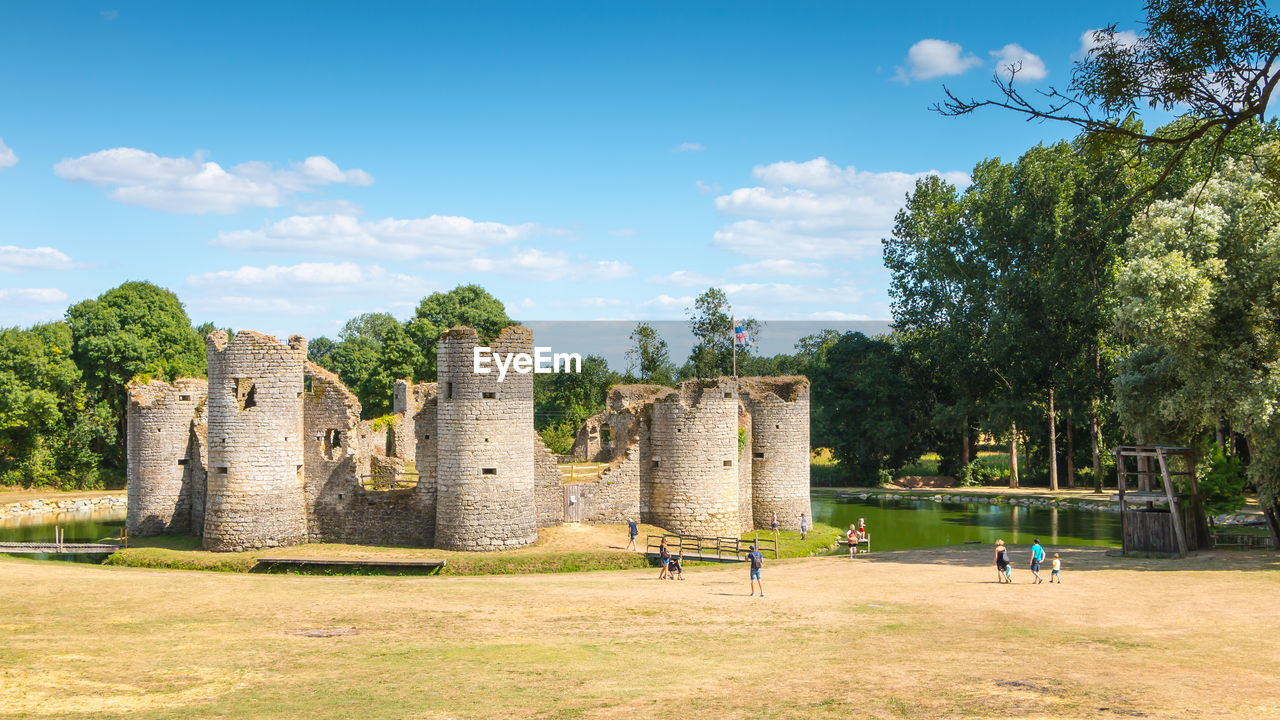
[101,523,842,575]
[2,546,1278,719]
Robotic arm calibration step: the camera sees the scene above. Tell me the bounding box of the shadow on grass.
[859,545,1280,572]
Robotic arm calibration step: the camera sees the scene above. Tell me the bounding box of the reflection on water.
[811,493,1120,551]
[0,508,126,561]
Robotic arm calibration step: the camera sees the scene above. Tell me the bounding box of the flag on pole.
[733,318,752,348]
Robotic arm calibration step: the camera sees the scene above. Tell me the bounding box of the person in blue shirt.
[626,518,638,551]
[1030,539,1046,584]
[747,544,765,597]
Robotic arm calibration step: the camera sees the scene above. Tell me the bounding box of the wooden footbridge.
[0,541,120,555]
[644,532,778,563]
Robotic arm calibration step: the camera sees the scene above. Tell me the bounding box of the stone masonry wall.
[534,432,563,527]
[737,404,754,533]
[647,377,741,536]
[302,361,362,542]
[189,400,209,536]
[203,330,308,551]
[125,377,207,536]
[434,326,538,550]
[740,376,811,529]
[407,382,438,545]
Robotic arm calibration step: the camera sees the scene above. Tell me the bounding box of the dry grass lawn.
[2,546,1278,719]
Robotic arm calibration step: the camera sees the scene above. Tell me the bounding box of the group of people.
[845,518,869,558]
[994,538,1061,584]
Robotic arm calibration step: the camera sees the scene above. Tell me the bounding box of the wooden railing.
[645,532,778,562]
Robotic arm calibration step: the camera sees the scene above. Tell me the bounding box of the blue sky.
[0,1,1150,340]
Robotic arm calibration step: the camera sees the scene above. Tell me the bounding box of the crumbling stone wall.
[740,376,811,529]
[189,400,209,536]
[203,330,308,551]
[125,377,207,536]
[737,403,754,533]
[579,446,641,523]
[534,432,563,527]
[646,378,742,536]
[302,361,362,542]
[434,326,538,550]
[407,382,438,544]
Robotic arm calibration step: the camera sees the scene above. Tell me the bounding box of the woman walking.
[994,539,1011,583]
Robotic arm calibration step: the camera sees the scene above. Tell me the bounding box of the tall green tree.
[406,285,514,380]
[1112,149,1280,542]
[65,281,205,471]
[625,322,675,385]
[682,287,759,377]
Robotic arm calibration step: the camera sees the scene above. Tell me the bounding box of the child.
[671,550,684,580]
[1051,553,1061,583]
[799,512,809,540]
[847,523,858,558]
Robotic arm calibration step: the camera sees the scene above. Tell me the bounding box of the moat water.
[1,491,1122,562]
[810,491,1121,551]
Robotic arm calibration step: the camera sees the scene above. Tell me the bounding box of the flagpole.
[731,313,737,378]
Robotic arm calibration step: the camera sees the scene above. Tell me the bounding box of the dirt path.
[1,546,1277,719]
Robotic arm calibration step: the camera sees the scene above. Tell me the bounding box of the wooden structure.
[0,542,120,555]
[644,532,778,563]
[1113,445,1211,556]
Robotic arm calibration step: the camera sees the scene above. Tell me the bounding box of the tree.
[406,285,514,380]
[65,282,205,471]
[682,287,759,377]
[814,332,930,485]
[1112,149,1280,543]
[625,322,675,385]
[936,0,1280,199]
[0,323,114,488]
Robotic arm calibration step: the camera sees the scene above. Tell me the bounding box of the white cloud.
[991,43,1047,82]
[712,157,969,259]
[0,138,16,168]
[894,39,982,82]
[295,198,366,216]
[641,294,695,311]
[188,261,420,290]
[54,148,373,214]
[1075,28,1139,60]
[0,287,68,304]
[674,142,706,153]
[0,246,74,272]
[213,213,534,261]
[650,270,720,287]
[462,248,633,282]
[696,180,722,194]
[607,228,636,237]
[722,282,864,305]
[729,258,830,278]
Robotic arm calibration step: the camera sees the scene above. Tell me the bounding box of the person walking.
[1050,553,1062,583]
[658,537,671,580]
[846,523,858,558]
[770,511,780,538]
[671,550,684,580]
[799,512,809,540]
[994,539,1010,583]
[747,544,765,597]
[1030,538,1046,584]
[626,518,638,551]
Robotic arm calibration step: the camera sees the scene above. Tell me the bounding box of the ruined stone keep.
[126,327,811,551]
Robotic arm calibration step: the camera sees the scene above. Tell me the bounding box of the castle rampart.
[740,376,811,529]
[433,326,538,550]
[203,330,308,551]
[125,377,208,536]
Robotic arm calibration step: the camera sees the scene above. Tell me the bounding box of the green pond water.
[811,492,1121,551]
[0,508,125,561]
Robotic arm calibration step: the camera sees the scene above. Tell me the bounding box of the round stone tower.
[203,330,308,551]
[434,326,537,551]
[125,377,207,536]
[740,376,811,529]
[647,377,742,536]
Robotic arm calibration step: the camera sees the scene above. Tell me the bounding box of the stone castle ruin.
[126,326,810,552]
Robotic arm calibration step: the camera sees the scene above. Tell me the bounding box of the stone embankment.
[0,495,127,521]
[833,489,1262,527]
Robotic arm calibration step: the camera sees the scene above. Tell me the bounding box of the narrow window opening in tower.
[179,394,192,402]
[177,458,189,466]
[385,427,397,458]
[216,466,228,474]
[446,382,454,400]
[236,378,257,411]
[723,460,733,467]
[601,425,612,444]
[652,460,660,468]
[723,392,732,398]
[482,391,496,399]
[481,467,497,475]
[324,429,343,460]
[303,375,313,392]
[753,452,764,459]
